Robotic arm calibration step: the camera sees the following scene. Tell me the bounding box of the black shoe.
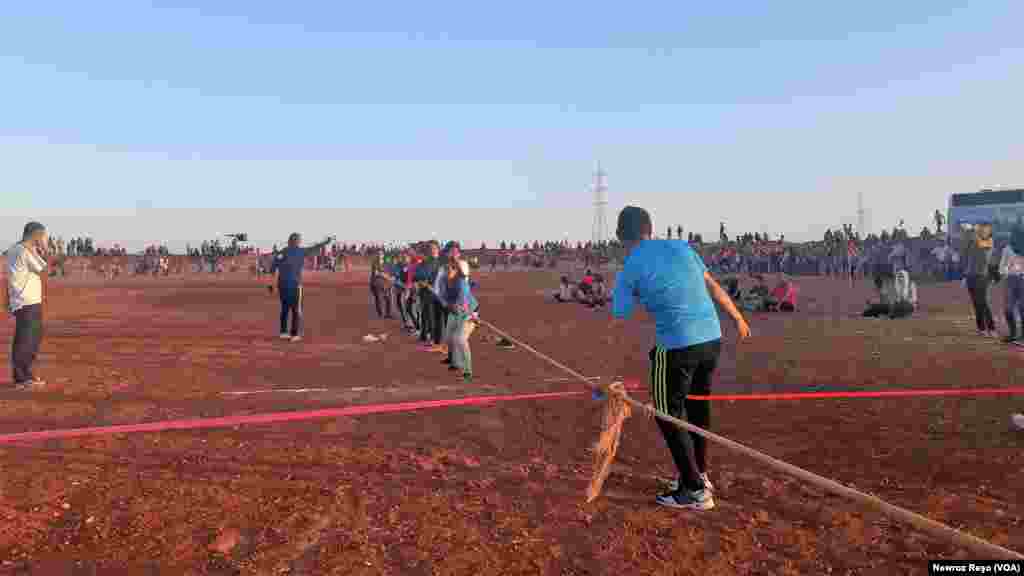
[1002,336,1018,344]
[442,358,451,365]
[655,489,715,510]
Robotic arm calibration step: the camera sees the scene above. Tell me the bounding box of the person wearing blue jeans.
[442,259,479,382]
[611,206,750,511]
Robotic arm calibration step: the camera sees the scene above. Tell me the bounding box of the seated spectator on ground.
[765,276,798,312]
[554,275,573,302]
[576,270,596,303]
[863,270,917,319]
[723,276,743,302]
[585,273,607,308]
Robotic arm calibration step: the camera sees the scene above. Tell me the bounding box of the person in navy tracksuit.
[270,233,333,342]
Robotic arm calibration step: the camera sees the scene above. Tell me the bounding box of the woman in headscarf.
[887,270,917,318]
[863,269,916,319]
[998,225,1024,344]
[961,222,996,336]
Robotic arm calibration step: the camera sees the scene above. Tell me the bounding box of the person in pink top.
[766,276,798,312]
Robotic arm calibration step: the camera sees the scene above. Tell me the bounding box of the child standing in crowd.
[999,225,1024,344]
[961,222,996,337]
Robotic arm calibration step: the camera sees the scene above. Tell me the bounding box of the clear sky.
[2,1,1022,250]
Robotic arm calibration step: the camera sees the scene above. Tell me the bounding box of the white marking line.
[541,376,609,383]
[222,388,329,396]
[222,378,612,396]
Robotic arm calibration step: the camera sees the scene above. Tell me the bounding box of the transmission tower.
[591,162,608,244]
[857,191,866,238]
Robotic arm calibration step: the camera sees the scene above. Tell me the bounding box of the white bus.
[948,188,1024,244]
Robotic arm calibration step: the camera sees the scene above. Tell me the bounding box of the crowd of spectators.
[39,210,955,281]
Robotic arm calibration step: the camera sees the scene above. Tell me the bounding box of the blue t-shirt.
[612,240,722,349]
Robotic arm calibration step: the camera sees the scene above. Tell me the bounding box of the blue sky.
[2,1,1022,249]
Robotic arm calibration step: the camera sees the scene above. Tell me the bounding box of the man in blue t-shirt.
[611,206,750,511]
[270,232,334,342]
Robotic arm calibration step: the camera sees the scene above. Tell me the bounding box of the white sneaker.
[668,473,713,492]
[290,335,303,342]
[1012,414,1024,430]
[279,333,290,340]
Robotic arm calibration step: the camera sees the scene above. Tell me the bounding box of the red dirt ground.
[0,270,1021,575]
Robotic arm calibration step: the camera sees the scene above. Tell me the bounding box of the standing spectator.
[269,233,334,342]
[961,222,997,337]
[415,242,442,346]
[6,222,49,390]
[888,240,908,274]
[370,252,393,318]
[998,225,1024,344]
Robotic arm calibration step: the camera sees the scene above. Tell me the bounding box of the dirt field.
[0,270,1021,575]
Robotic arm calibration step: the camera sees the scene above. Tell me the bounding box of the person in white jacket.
[999,225,1024,344]
[1002,226,1024,431]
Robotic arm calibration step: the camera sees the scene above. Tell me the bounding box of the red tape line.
[0,384,639,444]
[686,387,1024,401]
[0,384,1020,444]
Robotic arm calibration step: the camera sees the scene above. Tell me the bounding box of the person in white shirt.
[889,242,908,274]
[6,222,49,390]
[998,226,1024,344]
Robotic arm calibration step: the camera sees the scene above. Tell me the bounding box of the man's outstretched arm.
[303,236,335,257]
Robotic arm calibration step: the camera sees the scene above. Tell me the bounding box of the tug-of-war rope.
[476,319,1024,561]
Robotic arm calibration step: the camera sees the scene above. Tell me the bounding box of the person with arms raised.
[269,233,333,342]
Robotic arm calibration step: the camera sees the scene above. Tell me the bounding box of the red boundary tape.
[0,384,1021,444]
[686,386,1024,401]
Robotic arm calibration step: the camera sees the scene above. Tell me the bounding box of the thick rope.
[477,319,1024,561]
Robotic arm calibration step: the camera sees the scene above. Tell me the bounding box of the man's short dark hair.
[616,206,652,242]
[23,222,45,240]
[288,233,301,245]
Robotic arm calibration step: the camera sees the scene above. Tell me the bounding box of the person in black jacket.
[414,241,441,345]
